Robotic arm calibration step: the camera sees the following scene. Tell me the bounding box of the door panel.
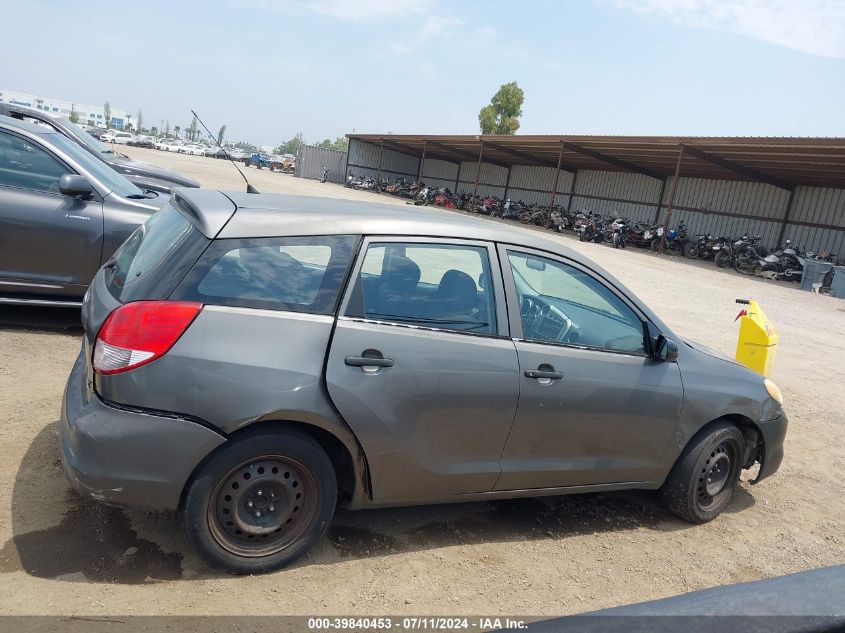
[0,130,103,295]
[0,186,103,293]
[326,318,519,503]
[495,245,683,490]
[496,341,682,490]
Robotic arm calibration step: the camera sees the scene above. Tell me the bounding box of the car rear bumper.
[753,410,788,484]
[60,348,226,511]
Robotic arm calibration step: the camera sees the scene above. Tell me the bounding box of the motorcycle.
[650,222,689,255]
[684,233,715,259]
[579,215,605,243]
[611,219,628,248]
[714,234,759,269]
[603,217,630,243]
[627,223,660,248]
[734,240,804,281]
[320,167,329,183]
[573,211,601,235]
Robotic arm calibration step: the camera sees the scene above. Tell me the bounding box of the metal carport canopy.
[346,134,845,189]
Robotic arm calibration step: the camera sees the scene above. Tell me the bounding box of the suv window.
[508,251,646,354]
[176,235,359,314]
[106,205,209,302]
[347,242,496,335]
[0,130,68,193]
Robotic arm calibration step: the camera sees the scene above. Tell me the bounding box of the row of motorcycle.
[346,176,836,282]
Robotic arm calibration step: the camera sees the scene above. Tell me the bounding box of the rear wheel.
[182,430,336,574]
[715,250,732,268]
[661,421,745,523]
[683,242,699,259]
[650,238,661,252]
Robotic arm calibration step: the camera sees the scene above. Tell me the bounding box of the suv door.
[0,129,104,298]
[325,237,519,504]
[495,245,683,490]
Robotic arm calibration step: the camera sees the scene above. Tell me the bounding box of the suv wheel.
[182,430,336,574]
[661,421,745,523]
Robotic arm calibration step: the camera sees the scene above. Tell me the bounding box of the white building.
[0,90,130,129]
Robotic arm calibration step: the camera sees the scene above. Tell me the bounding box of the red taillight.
[93,301,203,375]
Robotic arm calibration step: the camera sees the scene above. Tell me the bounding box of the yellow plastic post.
[734,299,778,377]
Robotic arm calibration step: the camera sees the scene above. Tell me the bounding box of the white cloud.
[418,15,462,40]
[611,0,845,58]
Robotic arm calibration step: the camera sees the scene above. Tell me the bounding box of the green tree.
[317,137,349,152]
[188,114,198,141]
[103,101,112,129]
[235,141,258,151]
[478,81,524,135]
[150,126,158,136]
[276,132,305,155]
[217,125,227,145]
[136,109,143,134]
[174,125,181,138]
[69,105,79,124]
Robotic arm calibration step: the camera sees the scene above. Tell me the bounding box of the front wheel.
[715,250,732,268]
[182,429,336,574]
[661,421,745,523]
[650,238,661,252]
[683,242,699,259]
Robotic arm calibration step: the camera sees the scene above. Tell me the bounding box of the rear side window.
[105,205,209,302]
[175,235,359,314]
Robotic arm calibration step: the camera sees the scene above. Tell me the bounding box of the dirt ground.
[0,147,843,617]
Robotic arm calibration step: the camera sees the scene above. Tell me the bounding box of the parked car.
[61,192,787,574]
[0,115,165,306]
[129,135,155,148]
[225,147,250,160]
[101,130,133,145]
[204,146,228,158]
[179,144,205,156]
[0,103,199,193]
[154,138,179,151]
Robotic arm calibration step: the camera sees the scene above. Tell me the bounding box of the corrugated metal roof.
[347,134,845,189]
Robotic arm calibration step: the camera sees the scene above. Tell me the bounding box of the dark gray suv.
[0,116,165,306]
[61,190,787,574]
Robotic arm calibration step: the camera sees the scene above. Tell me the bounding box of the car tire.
[661,421,745,524]
[182,429,337,575]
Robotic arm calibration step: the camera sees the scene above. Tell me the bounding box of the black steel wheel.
[182,429,336,574]
[662,421,745,523]
[208,456,317,558]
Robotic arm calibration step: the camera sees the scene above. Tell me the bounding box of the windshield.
[60,118,115,156]
[47,132,144,199]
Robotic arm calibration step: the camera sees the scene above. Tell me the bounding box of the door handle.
[524,369,563,380]
[345,356,394,368]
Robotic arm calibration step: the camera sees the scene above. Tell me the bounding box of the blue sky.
[3,0,844,145]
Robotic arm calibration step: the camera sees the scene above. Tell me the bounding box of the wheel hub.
[704,450,731,496]
[209,457,314,557]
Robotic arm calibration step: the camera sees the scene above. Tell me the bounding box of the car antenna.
[190,109,259,194]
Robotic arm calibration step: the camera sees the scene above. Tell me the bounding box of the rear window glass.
[175,235,359,314]
[105,205,209,302]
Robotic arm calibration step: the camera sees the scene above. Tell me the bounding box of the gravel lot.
[1,147,843,617]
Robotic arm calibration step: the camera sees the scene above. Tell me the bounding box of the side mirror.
[654,335,679,362]
[59,174,93,198]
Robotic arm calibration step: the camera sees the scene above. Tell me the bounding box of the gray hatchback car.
[61,189,787,573]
